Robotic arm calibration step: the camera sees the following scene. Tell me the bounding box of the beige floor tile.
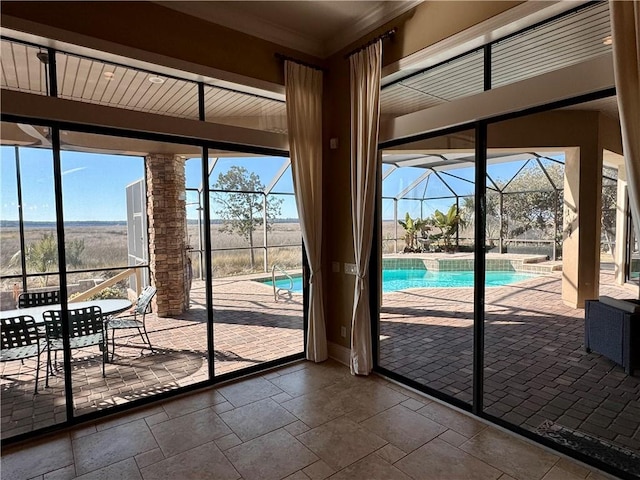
[218,377,283,407]
[542,465,585,480]
[74,458,142,480]
[72,419,157,475]
[215,433,243,451]
[2,434,73,480]
[219,397,297,441]
[71,424,97,440]
[135,448,165,469]
[401,398,427,411]
[331,381,408,417]
[140,442,239,480]
[417,401,486,438]
[42,464,75,480]
[555,458,591,479]
[460,428,559,480]
[499,475,517,480]
[283,472,310,480]
[285,420,311,436]
[396,437,502,480]
[375,444,406,464]
[303,460,335,480]
[297,418,387,470]
[150,407,231,457]
[212,401,235,414]
[330,454,412,480]
[438,429,468,447]
[268,364,349,397]
[161,389,225,418]
[361,404,446,453]
[144,411,169,427]
[225,429,318,480]
[95,406,163,431]
[281,389,355,428]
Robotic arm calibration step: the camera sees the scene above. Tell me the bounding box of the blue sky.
[1,146,299,222]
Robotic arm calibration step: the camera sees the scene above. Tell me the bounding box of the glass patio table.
[0,299,133,323]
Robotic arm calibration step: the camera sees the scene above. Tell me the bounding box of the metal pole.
[201,147,215,381]
[394,199,398,253]
[263,193,268,273]
[473,122,487,416]
[14,147,28,293]
[456,196,460,247]
[553,193,559,261]
[499,193,504,254]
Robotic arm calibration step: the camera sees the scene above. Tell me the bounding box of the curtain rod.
[275,53,326,72]
[345,28,397,58]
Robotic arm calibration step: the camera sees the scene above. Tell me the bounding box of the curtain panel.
[284,61,328,362]
[349,41,382,375]
[610,1,640,239]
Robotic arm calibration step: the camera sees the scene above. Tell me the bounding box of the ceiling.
[155,1,421,58]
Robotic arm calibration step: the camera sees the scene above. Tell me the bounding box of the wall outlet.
[344,263,357,275]
[340,326,347,338]
[331,261,340,273]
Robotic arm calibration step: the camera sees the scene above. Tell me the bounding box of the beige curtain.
[610,1,640,237]
[349,41,382,375]
[285,61,328,362]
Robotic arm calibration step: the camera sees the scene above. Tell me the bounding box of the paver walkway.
[380,269,640,455]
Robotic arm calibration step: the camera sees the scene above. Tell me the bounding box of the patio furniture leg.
[111,328,116,362]
[34,350,40,394]
[45,348,51,388]
[142,325,153,352]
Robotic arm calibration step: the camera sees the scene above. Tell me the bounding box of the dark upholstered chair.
[18,290,60,308]
[585,297,640,376]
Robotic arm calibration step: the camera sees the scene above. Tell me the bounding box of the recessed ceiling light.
[148,76,165,84]
[104,72,114,78]
[603,35,613,46]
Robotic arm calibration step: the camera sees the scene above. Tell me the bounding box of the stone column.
[562,146,602,308]
[146,154,187,316]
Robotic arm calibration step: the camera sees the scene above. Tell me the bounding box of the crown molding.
[322,0,423,57]
[156,1,326,57]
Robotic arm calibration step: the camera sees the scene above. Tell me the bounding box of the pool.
[260,269,539,293]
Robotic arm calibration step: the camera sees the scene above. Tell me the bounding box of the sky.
[0,146,299,222]
[1,145,565,224]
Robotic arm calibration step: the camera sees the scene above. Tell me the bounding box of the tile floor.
[2,360,619,480]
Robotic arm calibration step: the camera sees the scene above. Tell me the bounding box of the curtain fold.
[349,41,382,375]
[284,61,328,362]
[610,1,640,239]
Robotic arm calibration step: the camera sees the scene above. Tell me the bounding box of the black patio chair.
[43,306,106,386]
[0,315,42,393]
[18,290,60,308]
[105,285,156,361]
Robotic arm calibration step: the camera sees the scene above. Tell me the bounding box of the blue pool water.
[261,269,538,293]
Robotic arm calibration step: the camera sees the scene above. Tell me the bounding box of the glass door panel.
[379,129,476,405]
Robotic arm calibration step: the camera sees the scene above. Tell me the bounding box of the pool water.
[262,269,538,293]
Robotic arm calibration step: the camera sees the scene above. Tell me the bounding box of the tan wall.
[322,1,522,348]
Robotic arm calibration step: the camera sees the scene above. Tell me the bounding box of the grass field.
[0,222,304,292]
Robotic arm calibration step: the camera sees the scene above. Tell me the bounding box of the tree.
[398,212,427,252]
[427,204,466,252]
[213,166,283,270]
[10,233,85,286]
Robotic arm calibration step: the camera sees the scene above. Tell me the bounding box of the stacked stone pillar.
[146,154,188,316]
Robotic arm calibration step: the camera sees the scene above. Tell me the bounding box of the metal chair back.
[18,290,60,308]
[134,286,156,315]
[43,306,104,340]
[1,315,39,352]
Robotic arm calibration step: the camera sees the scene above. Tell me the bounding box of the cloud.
[62,167,86,176]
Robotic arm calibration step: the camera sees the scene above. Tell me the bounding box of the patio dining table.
[0,299,133,323]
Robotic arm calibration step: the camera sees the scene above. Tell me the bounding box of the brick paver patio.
[3,264,639,461]
[1,277,303,439]
[380,267,640,455]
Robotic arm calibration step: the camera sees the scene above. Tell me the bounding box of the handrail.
[271,264,293,302]
[69,267,139,302]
